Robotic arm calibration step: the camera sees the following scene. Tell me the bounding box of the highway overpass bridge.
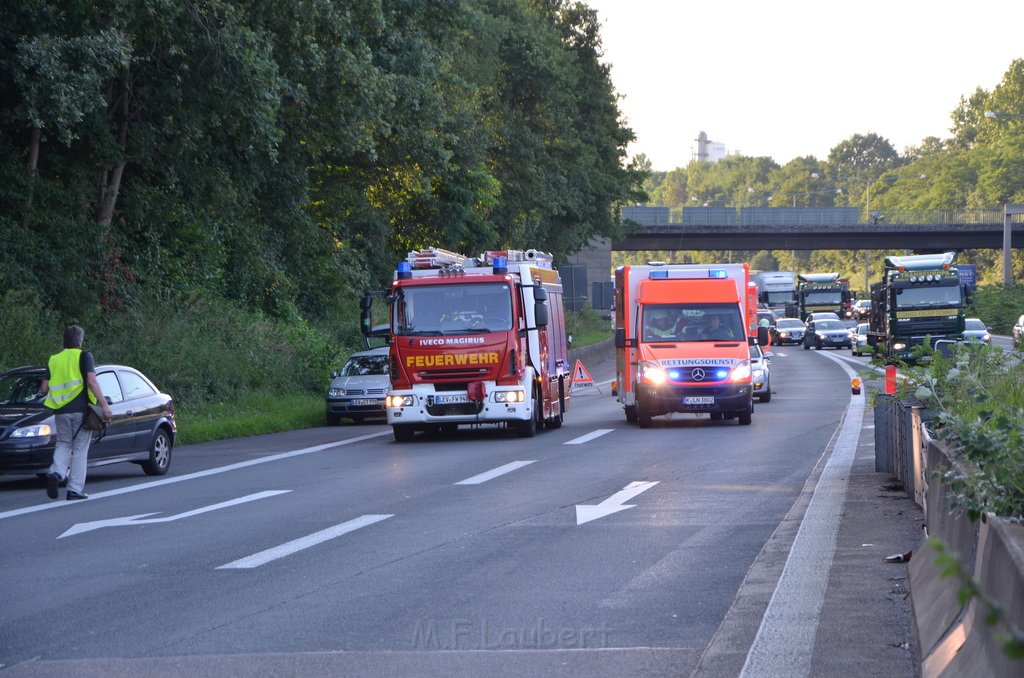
[560,205,1024,308]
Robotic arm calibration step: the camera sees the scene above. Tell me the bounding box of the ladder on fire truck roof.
[406,247,554,269]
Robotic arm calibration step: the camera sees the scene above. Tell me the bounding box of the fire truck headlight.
[387,394,415,408]
[730,361,752,382]
[494,390,525,403]
[639,362,667,385]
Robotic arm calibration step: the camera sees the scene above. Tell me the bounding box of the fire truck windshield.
[394,283,513,335]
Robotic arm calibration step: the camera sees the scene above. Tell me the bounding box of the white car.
[749,343,773,402]
[325,346,390,424]
[851,322,873,355]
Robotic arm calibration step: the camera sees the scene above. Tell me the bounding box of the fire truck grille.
[425,402,485,416]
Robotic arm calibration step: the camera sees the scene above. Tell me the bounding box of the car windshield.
[816,320,844,330]
[964,319,985,331]
[341,356,388,376]
[776,319,803,329]
[0,371,47,406]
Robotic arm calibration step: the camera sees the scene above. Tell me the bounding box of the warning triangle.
[571,359,594,390]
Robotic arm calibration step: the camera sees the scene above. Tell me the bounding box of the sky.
[583,0,1024,171]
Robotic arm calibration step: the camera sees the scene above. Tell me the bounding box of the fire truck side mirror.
[360,294,372,336]
[963,285,973,305]
[534,302,549,328]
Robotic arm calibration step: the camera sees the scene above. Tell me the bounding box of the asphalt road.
[0,342,916,677]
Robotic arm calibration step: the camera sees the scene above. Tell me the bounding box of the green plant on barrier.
[930,537,1024,659]
[897,342,1024,522]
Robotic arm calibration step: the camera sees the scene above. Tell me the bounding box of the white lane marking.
[0,431,392,522]
[740,352,863,676]
[217,514,393,569]
[59,490,291,539]
[575,480,659,525]
[455,460,536,485]
[564,428,614,445]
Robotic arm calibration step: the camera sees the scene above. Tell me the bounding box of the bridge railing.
[622,205,1021,227]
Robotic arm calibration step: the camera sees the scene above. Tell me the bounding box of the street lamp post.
[983,111,1024,286]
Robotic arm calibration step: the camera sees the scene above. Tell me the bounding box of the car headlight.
[11,424,52,438]
[494,390,525,403]
[328,387,343,397]
[730,360,752,382]
[639,362,667,385]
[779,332,789,338]
[982,333,991,342]
[752,367,765,379]
[893,342,907,351]
[386,394,415,408]
[818,333,828,340]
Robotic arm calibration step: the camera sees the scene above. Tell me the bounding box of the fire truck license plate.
[435,394,470,405]
[684,396,715,405]
[351,399,378,406]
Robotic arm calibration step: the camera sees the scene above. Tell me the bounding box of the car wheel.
[759,385,771,403]
[141,428,172,476]
[326,412,341,426]
[393,424,415,442]
[637,397,652,428]
[738,406,752,425]
[815,339,822,350]
[516,390,539,437]
[803,341,809,350]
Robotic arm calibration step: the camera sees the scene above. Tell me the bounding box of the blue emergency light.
[397,261,412,279]
[708,269,728,278]
[493,256,508,274]
[649,270,669,279]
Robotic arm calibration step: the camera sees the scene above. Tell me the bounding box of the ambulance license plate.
[684,396,715,405]
[436,394,470,405]
[351,399,378,406]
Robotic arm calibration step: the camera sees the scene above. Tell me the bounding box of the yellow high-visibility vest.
[43,349,96,409]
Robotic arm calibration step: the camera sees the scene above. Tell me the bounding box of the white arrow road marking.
[58,490,291,539]
[564,428,614,445]
[455,460,536,485]
[575,481,659,525]
[217,514,393,569]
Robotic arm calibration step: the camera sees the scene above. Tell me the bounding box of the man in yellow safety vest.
[40,325,112,500]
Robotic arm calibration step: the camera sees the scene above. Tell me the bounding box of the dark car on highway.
[0,364,176,477]
[803,319,853,350]
[771,317,805,346]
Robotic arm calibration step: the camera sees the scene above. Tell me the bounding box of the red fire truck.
[362,248,571,441]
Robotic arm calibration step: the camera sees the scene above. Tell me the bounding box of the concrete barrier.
[907,434,1024,676]
[567,336,613,368]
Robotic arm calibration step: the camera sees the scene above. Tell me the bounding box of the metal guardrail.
[622,206,1023,228]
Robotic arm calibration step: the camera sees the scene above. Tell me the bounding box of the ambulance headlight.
[730,360,752,382]
[639,362,667,385]
[494,390,525,403]
[387,394,415,408]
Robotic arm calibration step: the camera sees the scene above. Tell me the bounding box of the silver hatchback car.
[325,347,390,425]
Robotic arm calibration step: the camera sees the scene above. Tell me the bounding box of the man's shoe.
[66,490,89,501]
[46,473,60,499]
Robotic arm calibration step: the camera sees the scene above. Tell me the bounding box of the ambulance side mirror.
[615,328,634,348]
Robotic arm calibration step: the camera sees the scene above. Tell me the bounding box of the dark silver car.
[962,318,991,344]
[326,347,389,425]
[804,319,853,350]
[0,364,176,477]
